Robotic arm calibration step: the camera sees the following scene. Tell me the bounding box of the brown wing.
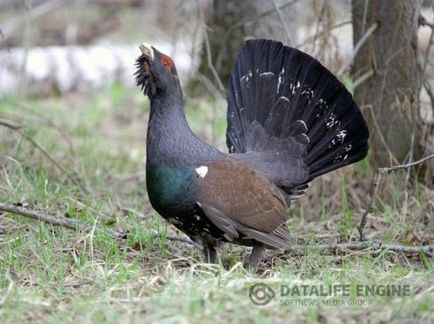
[195,157,291,249]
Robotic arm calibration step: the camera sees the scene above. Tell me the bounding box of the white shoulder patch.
[195,166,208,178]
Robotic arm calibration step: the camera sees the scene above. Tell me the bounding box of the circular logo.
[249,283,275,306]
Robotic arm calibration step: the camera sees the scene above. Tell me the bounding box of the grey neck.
[146,89,222,168]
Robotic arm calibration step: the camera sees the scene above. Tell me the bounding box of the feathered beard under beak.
[134,57,156,97]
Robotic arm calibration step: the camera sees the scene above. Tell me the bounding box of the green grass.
[0,86,433,323]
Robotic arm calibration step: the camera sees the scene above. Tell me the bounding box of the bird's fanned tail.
[226,39,369,199]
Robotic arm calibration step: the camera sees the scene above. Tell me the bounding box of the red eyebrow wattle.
[161,55,174,71]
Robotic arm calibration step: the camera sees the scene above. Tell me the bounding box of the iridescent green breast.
[146,164,196,213]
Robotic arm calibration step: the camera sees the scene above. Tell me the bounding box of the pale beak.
[139,43,154,61]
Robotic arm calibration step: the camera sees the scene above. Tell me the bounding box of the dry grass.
[0,86,433,323]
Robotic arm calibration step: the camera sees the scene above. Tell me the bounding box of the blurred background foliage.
[0,0,433,170]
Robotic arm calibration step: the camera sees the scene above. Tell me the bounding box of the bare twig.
[357,172,382,241]
[231,0,299,30]
[422,79,434,118]
[9,100,78,156]
[0,119,88,193]
[366,105,399,164]
[0,0,67,36]
[379,154,434,174]
[338,23,378,76]
[196,73,224,100]
[310,0,327,55]
[360,0,369,35]
[295,20,351,48]
[353,69,374,90]
[89,214,100,259]
[197,1,224,93]
[403,132,416,222]
[202,28,224,92]
[258,0,298,21]
[357,154,434,240]
[270,0,292,44]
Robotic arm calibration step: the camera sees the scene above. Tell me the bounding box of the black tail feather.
[226,39,369,195]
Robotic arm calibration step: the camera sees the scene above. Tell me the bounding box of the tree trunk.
[352,0,421,166]
[198,0,258,90]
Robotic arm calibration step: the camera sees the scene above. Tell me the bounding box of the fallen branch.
[0,202,197,246]
[0,119,24,130]
[285,241,434,257]
[0,202,78,229]
[1,202,432,257]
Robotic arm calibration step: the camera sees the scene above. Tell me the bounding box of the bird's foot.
[245,245,265,272]
[203,244,218,264]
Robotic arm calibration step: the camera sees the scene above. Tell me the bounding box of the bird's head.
[135,43,179,97]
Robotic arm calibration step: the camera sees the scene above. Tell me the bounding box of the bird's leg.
[247,244,265,270]
[203,243,218,263]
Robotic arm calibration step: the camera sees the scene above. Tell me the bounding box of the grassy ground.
[0,86,433,323]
